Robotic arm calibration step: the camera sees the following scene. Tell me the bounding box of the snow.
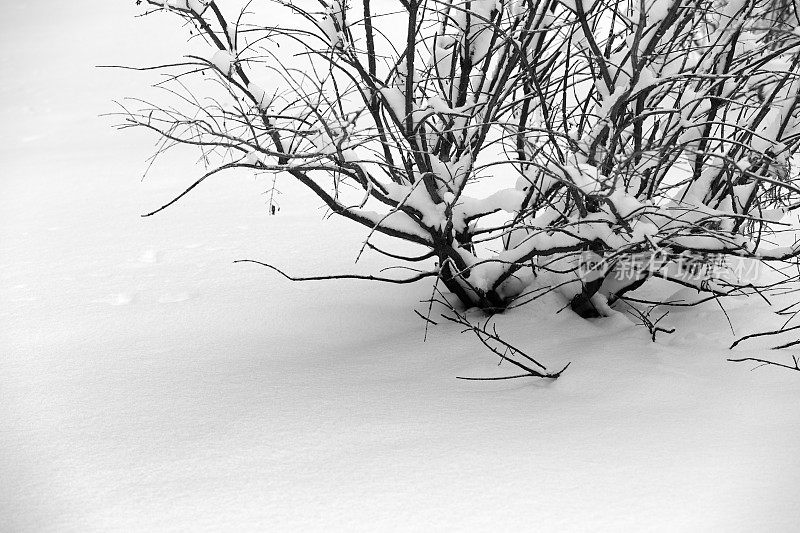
[379,86,407,121]
[210,50,235,76]
[162,0,206,12]
[427,95,453,115]
[187,0,206,13]
[383,181,447,230]
[761,208,786,223]
[319,2,344,47]
[2,2,800,531]
[241,150,263,166]
[631,67,661,94]
[645,0,672,24]
[247,82,271,110]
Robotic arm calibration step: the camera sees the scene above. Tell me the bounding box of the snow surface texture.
[1,2,799,531]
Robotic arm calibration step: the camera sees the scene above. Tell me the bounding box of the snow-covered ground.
[2,3,799,531]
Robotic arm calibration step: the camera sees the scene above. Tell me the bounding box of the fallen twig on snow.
[727,355,800,373]
[439,308,570,381]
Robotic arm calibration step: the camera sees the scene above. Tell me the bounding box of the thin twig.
[727,356,800,372]
[234,259,437,284]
